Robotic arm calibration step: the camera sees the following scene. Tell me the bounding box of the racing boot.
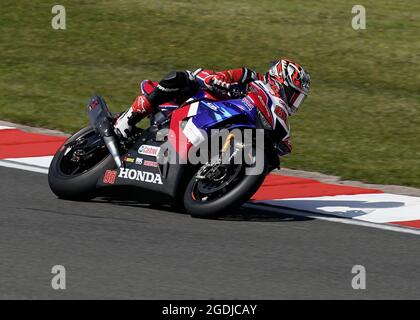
[114,95,153,138]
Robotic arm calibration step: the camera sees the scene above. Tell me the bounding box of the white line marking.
[4,156,53,168]
[0,126,16,130]
[258,194,420,223]
[0,160,48,174]
[245,203,420,236]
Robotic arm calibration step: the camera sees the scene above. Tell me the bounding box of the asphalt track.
[1,166,420,300]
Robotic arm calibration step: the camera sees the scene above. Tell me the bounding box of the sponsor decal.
[124,156,135,163]
[138,144,160,157]
[118,168,163,184]
[144,160,159,168]
[103,170,117,185]
[242,97,255,111]
[206,103,219,111]
[135,157,158,168]
[274,105,289,126]
[257,94,266,106]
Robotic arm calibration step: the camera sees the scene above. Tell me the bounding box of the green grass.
[1,0,419,186]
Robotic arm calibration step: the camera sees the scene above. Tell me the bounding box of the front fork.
[196,133,244,180]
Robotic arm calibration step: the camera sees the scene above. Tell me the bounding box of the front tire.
[183,149,268,218]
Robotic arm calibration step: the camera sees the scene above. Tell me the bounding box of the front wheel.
[183,147,268,218]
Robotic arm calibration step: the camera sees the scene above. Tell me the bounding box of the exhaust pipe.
[103,135,122,168]
[87,95,122,168]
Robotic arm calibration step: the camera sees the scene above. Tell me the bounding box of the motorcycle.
[48,80,289,218]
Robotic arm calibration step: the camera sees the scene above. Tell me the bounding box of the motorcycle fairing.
[168,96,258,161]
[95,87,269,202]
[96,135,190,201]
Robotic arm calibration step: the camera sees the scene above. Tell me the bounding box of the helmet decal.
[266,58,311,114]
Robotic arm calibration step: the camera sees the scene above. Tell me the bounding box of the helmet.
[266,59,311,114]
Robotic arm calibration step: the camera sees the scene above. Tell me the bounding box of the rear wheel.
[48,126,115,200]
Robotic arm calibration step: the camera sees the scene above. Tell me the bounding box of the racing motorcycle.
[48,80,290,218]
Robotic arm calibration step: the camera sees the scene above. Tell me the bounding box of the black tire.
[183,150,268,218]
[48,126,115,200]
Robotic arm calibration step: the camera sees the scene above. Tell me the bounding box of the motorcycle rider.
[114,59,311,153]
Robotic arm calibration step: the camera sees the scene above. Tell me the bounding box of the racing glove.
[195,68,261,97]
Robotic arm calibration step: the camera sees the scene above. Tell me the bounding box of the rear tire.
[48,126,115,200]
